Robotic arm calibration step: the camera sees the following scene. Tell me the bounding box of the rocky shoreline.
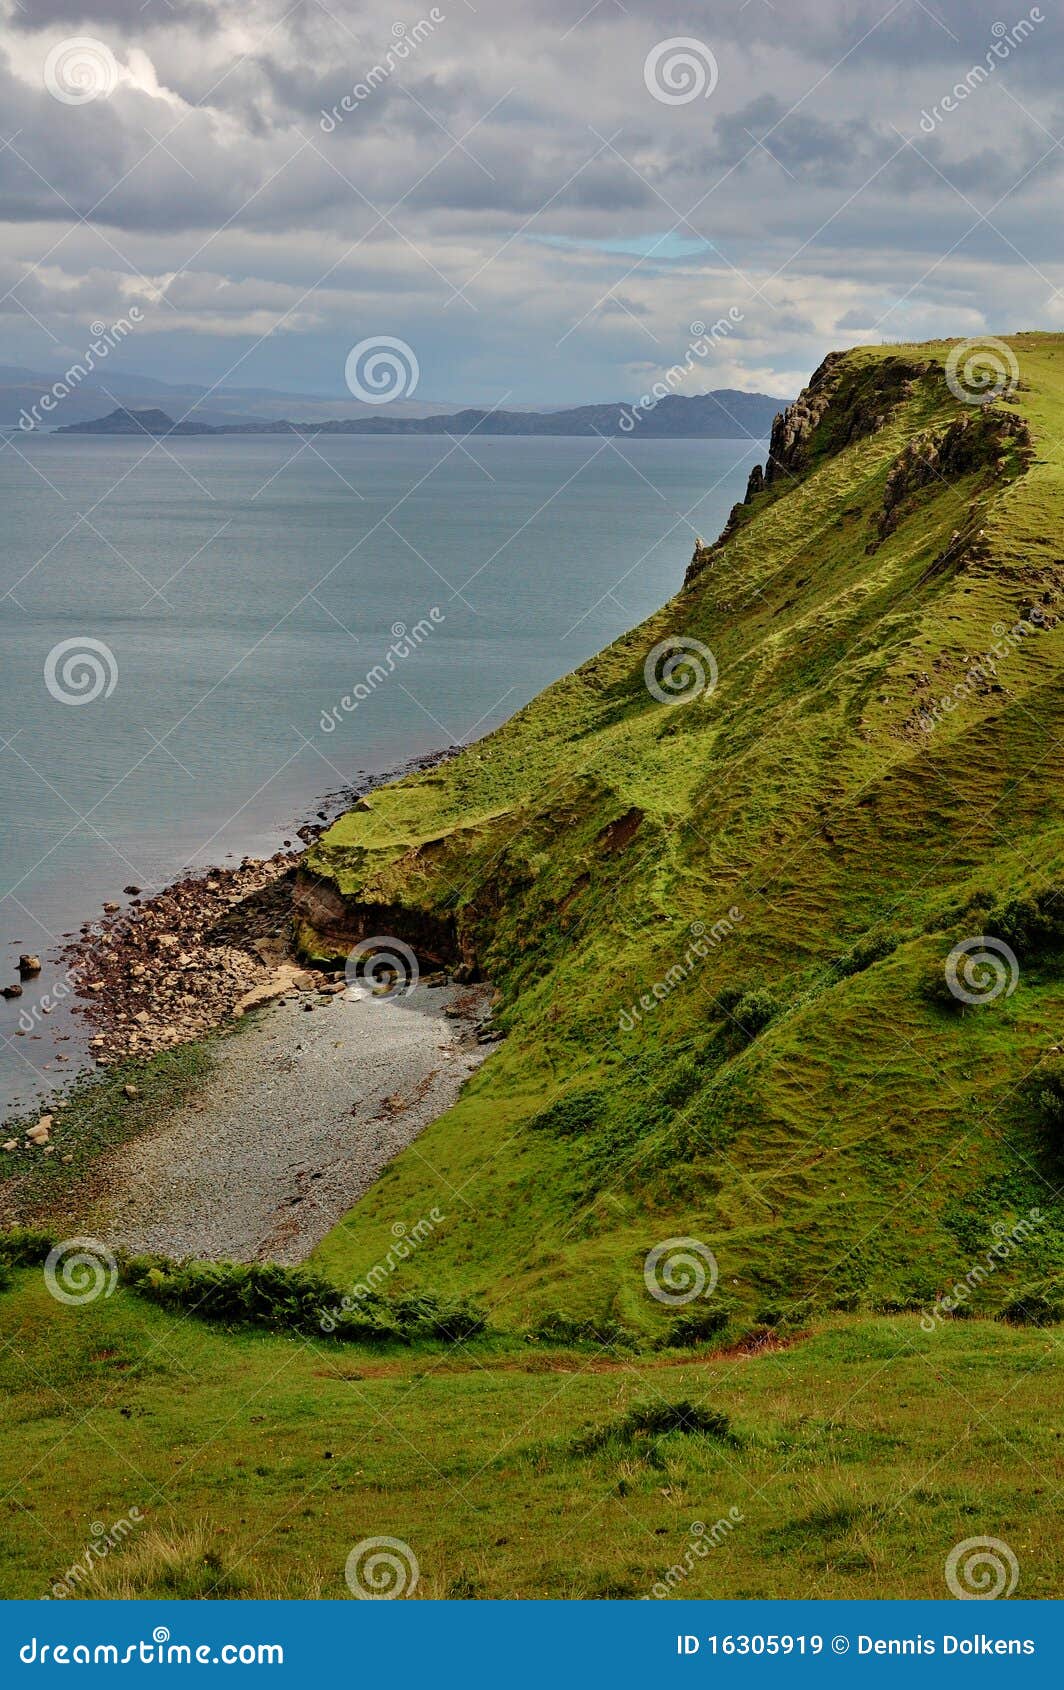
[23,747,462,1077]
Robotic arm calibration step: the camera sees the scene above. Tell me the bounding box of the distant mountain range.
[0,363,465,430]
[54,391,787,441]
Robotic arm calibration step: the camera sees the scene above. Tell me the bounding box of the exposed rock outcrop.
[758,350,849,488]
[685,352,925,584]
[292,872,463,972]
[759,351,925,492]
[875,404,1034,543]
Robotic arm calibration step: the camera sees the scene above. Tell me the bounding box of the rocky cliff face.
[292,873,465,973]
[875,403,1033,542]
[757,350,926,490]
[683,349,1017,585]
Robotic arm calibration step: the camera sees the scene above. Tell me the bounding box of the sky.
[0,0,1061,406]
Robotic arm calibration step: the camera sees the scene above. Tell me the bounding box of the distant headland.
[54,390,787,441]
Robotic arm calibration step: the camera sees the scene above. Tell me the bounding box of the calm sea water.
[0,432,760,1119]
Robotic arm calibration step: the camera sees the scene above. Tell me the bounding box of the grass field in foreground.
[0,1268,1060,1600]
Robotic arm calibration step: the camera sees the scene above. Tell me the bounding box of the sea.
[0,431,761,1120]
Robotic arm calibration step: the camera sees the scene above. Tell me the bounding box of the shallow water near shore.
[0,432,759,1119]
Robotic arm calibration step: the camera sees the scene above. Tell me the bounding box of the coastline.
[0,741,506,1258]
[3,745,461,1126]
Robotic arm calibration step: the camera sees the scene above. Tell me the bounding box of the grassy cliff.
[300,334,1064,1340]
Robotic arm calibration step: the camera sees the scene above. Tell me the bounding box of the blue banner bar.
[2,1601,1060,1685]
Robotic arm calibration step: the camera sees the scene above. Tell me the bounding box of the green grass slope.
[301,334,1064,1341]
[0,1267,1060,1599]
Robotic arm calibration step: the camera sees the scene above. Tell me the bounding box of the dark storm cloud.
[709,96,886,186]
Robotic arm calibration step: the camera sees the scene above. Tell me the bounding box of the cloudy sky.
[0,0,1060,404]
